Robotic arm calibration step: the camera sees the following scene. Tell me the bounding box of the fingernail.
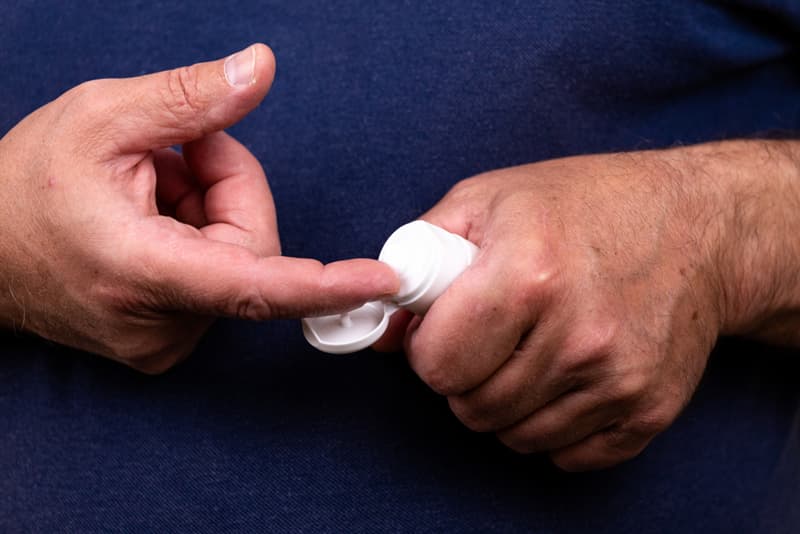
[224,45,256,87]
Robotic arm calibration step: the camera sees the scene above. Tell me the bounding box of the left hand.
[375,146,734,470]
[0,44,398,373]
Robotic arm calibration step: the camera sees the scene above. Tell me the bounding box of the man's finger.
[494,389,618,453]
[445,328,568,432]
[405,250,532,396]
[94,43,275,154]
[183,131,278,256]
[153,148,208,227]
[548,428,651,472]
[138,231,400,319]
[404,192,562,395]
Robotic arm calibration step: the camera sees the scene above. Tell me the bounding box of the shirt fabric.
[1,1,799,532]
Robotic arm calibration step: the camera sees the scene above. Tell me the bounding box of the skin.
[2,44,799,471]
[0,43,399,374]
[375,140,800,471]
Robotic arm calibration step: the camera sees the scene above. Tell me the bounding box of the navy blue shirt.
[1,1,799,531]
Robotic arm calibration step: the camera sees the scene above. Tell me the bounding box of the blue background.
[1,1,799,531]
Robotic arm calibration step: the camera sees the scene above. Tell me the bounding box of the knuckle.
[549,453,582,472]
[107,332,156,361]
[114,336,187,375]
[411,352,462,396]
[407,344,459,395]
[580,320,618,361]
[65,79,106,107]
[437,172,501,213]
[610,370,650,403]
[419,365,460,396]
[628,408,674,438]
[447,176,479,199]
[601,445,642,468]
[549,428,646,472]
[497,431,536,455]
[130,357,177,376]
[163,66,207,127]
[64,80,119,126]
[510,256,559,311]
[57,79,119,150]
[231,288,274,320]
[550,451,601,472]
[550,445,628,472]
[600,427,649,462]
[560,319,619,374]
[448,396,495,433]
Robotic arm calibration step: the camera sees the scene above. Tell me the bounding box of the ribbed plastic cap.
[301,302,395,355]
[378,220,439,308]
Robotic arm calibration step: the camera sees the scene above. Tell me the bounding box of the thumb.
[86,43,274,155]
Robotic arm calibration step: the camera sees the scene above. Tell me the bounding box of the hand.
[0,44,398,373]
[376,141,800,470]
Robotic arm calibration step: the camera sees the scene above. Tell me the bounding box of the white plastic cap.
[301,221,479,354]
[302,301,396,355]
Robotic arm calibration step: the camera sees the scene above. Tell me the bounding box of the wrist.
[680,140,800,343]
[0,156,20,331]
[0,226,30,332]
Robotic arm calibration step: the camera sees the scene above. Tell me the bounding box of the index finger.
[138,230,400,319]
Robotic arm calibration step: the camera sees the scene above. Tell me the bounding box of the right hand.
[373,142,799,470]
[0,44,399,373]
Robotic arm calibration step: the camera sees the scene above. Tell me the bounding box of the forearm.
[689,139,800,345]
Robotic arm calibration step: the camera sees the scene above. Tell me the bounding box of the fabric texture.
[1,1,799,531]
